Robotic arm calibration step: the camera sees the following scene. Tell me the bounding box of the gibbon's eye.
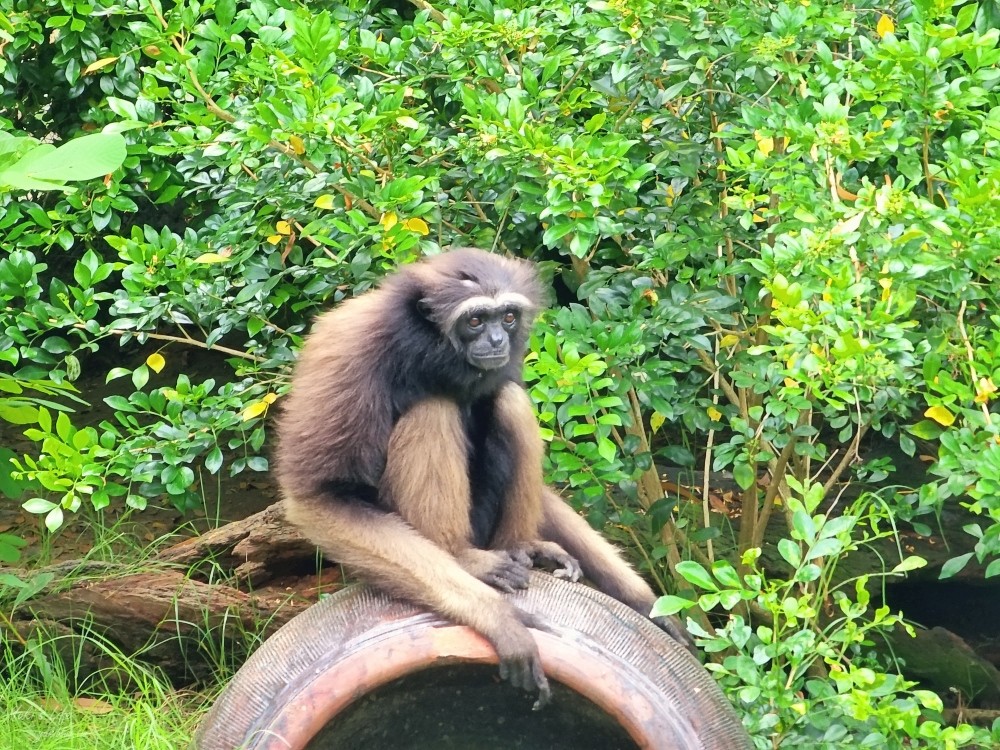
[468,316,483,329]
[503,311,517,325]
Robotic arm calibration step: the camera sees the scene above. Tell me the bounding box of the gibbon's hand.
[494,608,553,710]
[457,548,531,593]
[506,540,582,582]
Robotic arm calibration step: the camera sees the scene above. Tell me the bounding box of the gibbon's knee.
[380,397,472,554]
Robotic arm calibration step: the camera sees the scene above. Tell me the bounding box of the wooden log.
[9,502,328,684]
[19,569,310,683]
[155,499,317,586]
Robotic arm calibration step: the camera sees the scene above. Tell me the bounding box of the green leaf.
[778,538,802,568]
[0,133,126,188]
[507,94,524,131]
[908,420,944,440]
[733,462,756,490]
[675,560,718,592]
[45,506,64,533]
[0,403,39,424]
[891,556,927,574]
[711,561,742,588]
[650,595,695,617]
[939,552,973,579]
[205,446,223,474]
[22,497,57,514]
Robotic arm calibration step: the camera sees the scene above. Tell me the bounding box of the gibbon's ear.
[416,298,433,319]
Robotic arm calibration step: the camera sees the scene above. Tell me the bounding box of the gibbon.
[276,248,690,705]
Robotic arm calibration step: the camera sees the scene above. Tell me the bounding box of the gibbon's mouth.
[470,353,510,370]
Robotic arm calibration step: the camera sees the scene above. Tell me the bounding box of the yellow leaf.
[403,217,430,235]
[832,211,864,235]
[876,14,895,38]
[73,697,115,715]
[650,411,666,434]
[879,276,892,302]
[757,136,774,157]
[288,135,305,154]
[242,401,269,421]
[924,405,955,427]
[707,406,723,422]
[380,212,398,230]
[396,116,420,129]
[276,220,292,235]
[266,235,281,244]
[975,377,997,404]
[146,353,165,373]
[85,56,119,75]
[784,377,798,388]
[193,252,229,264]
[720,333,740,348]
[263,392,279,404]
[314,194,335,210]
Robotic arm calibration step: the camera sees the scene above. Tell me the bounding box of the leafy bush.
[4,0,1000,744]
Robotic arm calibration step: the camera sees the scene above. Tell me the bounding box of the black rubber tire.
[194,573,752,750]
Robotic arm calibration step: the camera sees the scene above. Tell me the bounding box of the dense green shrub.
[4,0,1000,744]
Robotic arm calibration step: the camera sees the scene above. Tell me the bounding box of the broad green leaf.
[650,595,695,617]
[778,538,802,568]
[939,552,973,579]
[891,556,927,574]
[675,560,718,592]
[8,133,127,183]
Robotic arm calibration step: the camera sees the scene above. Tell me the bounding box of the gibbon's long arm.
[539,488,693,650]
[283,495,550,699]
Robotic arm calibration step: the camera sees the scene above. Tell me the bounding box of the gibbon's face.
[448,295,527,371]
[455,304,521,370]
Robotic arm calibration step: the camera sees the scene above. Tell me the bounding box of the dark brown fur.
[276,248,690,702]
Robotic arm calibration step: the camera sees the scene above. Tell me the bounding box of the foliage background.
[3,0,1000,745]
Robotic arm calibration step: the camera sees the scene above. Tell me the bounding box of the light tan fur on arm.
[486,384,581,580]
[380,397,530,590]
[539,488,657,612]
[380,398,471,553]
[488,382,545,547]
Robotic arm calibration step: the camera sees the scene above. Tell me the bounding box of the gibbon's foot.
[457,548,531,593]
[506,540,583,582]
[652,614,698,656]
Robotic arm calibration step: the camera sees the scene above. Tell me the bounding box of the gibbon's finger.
[517,540,582,583]
[530,664,552,711]
[507,548,534,568]
[514,607,556,636]
[483,559,530,591]
[548,552,582,582]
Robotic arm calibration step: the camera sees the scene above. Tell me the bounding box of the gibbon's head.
[408,248,545,372]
